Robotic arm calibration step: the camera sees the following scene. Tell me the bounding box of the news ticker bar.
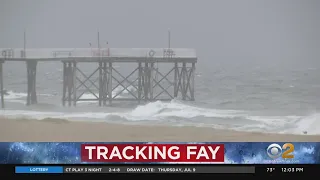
[15,166,255,174]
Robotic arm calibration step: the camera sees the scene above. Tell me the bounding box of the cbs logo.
[266,143,294,159]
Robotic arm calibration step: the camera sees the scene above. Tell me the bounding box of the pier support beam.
[174,62,178,98]
[62,61,113,106]
[61,59,196,106]
[108,62,112,105]
[174,62,195,101]
[0,60,4,108]
[62,61,76,106]
[99,61,111,106]
[138,62,142,103]
[190,62,196,101]
[26,61,38,105]
[72,61,77,106]
[140,62,154,101]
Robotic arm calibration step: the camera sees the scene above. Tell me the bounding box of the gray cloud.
[1,0,319,64]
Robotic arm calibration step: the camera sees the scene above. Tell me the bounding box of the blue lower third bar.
[15,166,63,173]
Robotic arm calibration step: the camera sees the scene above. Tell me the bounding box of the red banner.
[81,144,224,163]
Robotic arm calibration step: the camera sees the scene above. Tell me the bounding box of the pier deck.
[0,48,197,108]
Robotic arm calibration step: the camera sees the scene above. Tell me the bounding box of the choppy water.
[1,59,320,135]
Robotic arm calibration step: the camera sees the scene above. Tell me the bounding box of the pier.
[0,47,197,108]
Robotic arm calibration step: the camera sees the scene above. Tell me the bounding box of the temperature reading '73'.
[267,168,275,172]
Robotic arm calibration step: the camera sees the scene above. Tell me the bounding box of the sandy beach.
[1,117,319,142]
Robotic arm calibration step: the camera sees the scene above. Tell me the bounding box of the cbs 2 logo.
[267,143,294,159]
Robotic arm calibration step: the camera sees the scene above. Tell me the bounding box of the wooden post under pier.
[108,62,112,105]
[138,62,142,103]
[174,62,178,98]
[190,62,196,101]
[98,61,103,106]
[72,61,77,106]
[26,60,38,105]
[98,61,110,106]
[62,61,76,106]
[62,62,66,106]
[0,60,4,108]
[102,62,109,106]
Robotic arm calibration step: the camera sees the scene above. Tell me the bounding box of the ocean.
[1,58,320,135]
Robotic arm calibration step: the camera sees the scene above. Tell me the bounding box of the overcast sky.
[0,0,319,63]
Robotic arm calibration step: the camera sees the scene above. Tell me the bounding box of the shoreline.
[1,117,320,142]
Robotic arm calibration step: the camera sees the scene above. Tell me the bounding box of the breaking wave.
[3,90,53,103]
[3,86,137,104]
[0,100,319,135]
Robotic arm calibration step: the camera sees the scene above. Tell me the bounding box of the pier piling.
[0,60,4,108]
[26,60,38,105]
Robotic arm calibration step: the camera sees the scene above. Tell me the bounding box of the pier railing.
[0,48,196,60]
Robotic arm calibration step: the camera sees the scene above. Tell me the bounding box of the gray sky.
[0,0,319,63]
